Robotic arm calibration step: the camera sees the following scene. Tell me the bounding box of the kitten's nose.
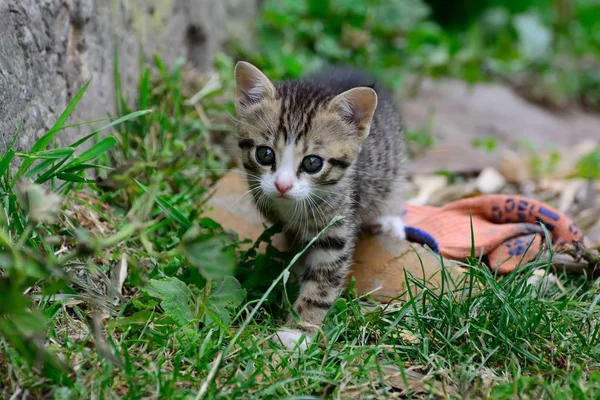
[275,182,292,195]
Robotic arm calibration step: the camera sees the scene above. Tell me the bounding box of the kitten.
[234,61,407,350]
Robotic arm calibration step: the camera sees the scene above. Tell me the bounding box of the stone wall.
[0,0,256,152]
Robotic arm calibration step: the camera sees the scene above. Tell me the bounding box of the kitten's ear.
[234,61,276,106]
[329,87,378,135]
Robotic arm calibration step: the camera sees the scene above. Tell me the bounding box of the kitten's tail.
[405,226,440,254]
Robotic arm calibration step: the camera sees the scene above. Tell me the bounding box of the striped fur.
[234,62,407,348]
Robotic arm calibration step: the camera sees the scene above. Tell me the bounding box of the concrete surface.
[0,0,256,152]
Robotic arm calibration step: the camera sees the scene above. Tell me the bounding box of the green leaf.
[60,163,112,174]
[576,146,600,179]
[63,137,117,169]
[34,157,70,184]
[13,79,91,183]
[180,227,236,280]
[146,277,195,326]
[210,276,245,306]
[16,148,74,160]
[514,13,552,60]
[55,173,92,183]
[315,36,347,60]
[0,312,72,382]
[46,80,92,145]
[36,136,116,181]
[25,158,58,178]
[29,110,152,182]
[0,150,15,178]
[205,276,246,325]
[0,279,72,382]
[138,67,151,110]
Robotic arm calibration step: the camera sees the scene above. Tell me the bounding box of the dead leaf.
[111,255,128,296]
[367,365,454,397]
[400,330,421,344]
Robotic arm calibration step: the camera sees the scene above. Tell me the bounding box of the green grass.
[1,54,599,399]
[235,0,600,110]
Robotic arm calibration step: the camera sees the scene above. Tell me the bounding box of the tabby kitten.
[234,61,407,350]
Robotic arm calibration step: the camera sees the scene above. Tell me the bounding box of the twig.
[545,241,600,278]
[196,351,223,400]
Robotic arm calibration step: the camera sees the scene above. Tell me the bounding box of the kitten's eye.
[301,155,323,174]
[255,146,275,166]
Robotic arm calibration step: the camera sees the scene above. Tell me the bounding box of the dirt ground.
[401,78,600,175]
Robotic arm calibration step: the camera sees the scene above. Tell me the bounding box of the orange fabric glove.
[404,195,583,274]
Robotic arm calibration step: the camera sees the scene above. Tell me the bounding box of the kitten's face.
[234,62,377,206]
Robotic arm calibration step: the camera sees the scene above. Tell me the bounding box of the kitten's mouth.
[269,192,293,201]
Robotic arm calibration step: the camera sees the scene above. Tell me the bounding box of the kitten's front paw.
[374,215,407,240]
[272,328,311,351]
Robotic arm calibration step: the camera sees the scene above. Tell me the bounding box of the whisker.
[311,190,345,216]
[230,185,263,208]
[307,196,326,230]
[314,196,332,227]
[313,188,364,209]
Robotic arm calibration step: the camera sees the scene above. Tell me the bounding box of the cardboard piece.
[204,172,465,302]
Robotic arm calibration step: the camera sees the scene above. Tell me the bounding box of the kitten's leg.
[362,177,408,241]
[373,215,406,240]
[273,228,354,350]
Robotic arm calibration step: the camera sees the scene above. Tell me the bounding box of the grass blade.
[25,158,57,178]
[69,110,153,148]
[196,216,343,399]
[13,79,91,184]
[135,179,192,229]
[0,150,15,179]
[55,173,93,183]
[15,148,74,160]
[61,137,117,169]
[35,158,71,184]
[45,79,92,142]
[60,163,113,174]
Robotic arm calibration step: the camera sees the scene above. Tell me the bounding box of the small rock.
[525,269,561,298]
[476,167,506,194]
[408,174,448,205]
